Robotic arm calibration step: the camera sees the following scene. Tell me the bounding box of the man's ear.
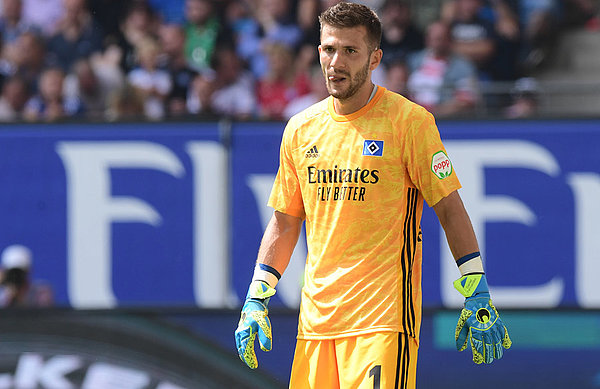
[370,48,383,70]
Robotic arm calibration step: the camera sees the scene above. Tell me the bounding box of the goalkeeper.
[235,2,511,387]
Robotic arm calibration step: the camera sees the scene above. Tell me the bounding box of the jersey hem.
[426,182,462,208]
[297,326,419,343]
[268,205,306,220]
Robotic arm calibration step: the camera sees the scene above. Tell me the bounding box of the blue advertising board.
[231,119,600,310]
[0,122,226,308]
[0,119,598,309]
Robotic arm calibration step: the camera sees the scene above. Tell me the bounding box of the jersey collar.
[328,86,386,122]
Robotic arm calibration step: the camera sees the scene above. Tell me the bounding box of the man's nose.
[329,52,342,68]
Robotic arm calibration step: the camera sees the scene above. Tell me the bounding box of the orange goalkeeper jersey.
[268,86,461,340]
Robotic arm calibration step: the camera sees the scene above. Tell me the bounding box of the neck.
[333,82,376,116]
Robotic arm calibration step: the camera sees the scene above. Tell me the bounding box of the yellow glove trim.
[453,274,483,298]
[455,309,471,352]
[247,280,276,300]
[241,331,258,369]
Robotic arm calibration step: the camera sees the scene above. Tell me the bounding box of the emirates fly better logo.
[431,151,453,179]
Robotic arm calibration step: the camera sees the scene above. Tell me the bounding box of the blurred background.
[0,0,597,388]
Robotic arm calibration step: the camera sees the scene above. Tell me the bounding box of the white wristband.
[252,263,280,288]
[458,255,484,276]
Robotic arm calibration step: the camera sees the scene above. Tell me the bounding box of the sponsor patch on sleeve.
[431,151,453,179]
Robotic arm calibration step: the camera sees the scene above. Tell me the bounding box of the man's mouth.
[328,75,347,83]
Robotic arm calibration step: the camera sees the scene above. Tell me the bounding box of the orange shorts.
[289,332,418,389]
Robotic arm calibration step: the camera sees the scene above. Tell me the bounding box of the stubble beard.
[324,58,370,101]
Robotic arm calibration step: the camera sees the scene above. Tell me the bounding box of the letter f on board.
[57,142,184,308]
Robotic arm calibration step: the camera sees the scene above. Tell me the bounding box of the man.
[379,0,424,64]
[407,21,479,117]
[235,3,511,388]
[0,245,54,307]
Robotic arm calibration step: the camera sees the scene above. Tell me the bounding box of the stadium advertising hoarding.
[232,119,600,310]
[0,122,228,308]
[0,311,282,389]
[0,120,598,309]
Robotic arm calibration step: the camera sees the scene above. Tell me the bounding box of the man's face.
[185,0,212,25]
[40,70,64,101]
[456,0,481,21]
[319,24,377,101]
[426,22,451,56]
[3,0,22,21]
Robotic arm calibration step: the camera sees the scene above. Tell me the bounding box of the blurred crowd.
[0,0,597,122]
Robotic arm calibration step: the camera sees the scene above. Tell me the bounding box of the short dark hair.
[319,2,382,50]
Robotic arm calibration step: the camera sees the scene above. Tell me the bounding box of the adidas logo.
[305,145,320,158]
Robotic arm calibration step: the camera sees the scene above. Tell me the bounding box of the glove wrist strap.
[252,263,281,288]
[456,252,484,276]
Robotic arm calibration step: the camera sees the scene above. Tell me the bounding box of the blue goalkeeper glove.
[235,280,276,369]
[454,274,512,364]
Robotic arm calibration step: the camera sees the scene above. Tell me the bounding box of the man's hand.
[454,274,512,364]
[235,281,276,369]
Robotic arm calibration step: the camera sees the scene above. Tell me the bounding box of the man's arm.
[234,210,302,369]
[452,39,495,67]
[433,190,511,364]
[255,210,303,276]
[432,189,479,261]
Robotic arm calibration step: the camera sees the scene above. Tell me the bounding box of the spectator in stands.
[23,66,84,121]
[21,0,64,37]
[443,0,520,80]
[504,76,539,118]
[0,245,54,307]
[379,0,424,66]
[159,23,197,117]
[186,72,217,116]
[64,56,119,120]
[209,45,256,120]
[443,0,497,80]
[0,76,29,121]
[489,0,520,81]
[236,0,303,79]
[148,0,186,24]
[87,0,130,45]
[0,0,35,45]
[127,37,172,120]
[88,44,126,100]
[563,0,599,29]
[256,41,310,120]
[183,0,224,72]
[297,0,322,46]
[407,20,479,117]
[283,65,328,119]
[517,0,561,72]
[383,59,410,96]
[105,84,145,121]
[224,0,253,37]
[1,30,47,91]
[115,1,158,73]
[295,0,322,74]
[46,0,104,72]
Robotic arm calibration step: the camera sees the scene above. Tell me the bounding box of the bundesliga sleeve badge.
[431,151,453,179]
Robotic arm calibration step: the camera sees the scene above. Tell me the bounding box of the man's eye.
[347,49,357,54]
[324,47,334,53]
